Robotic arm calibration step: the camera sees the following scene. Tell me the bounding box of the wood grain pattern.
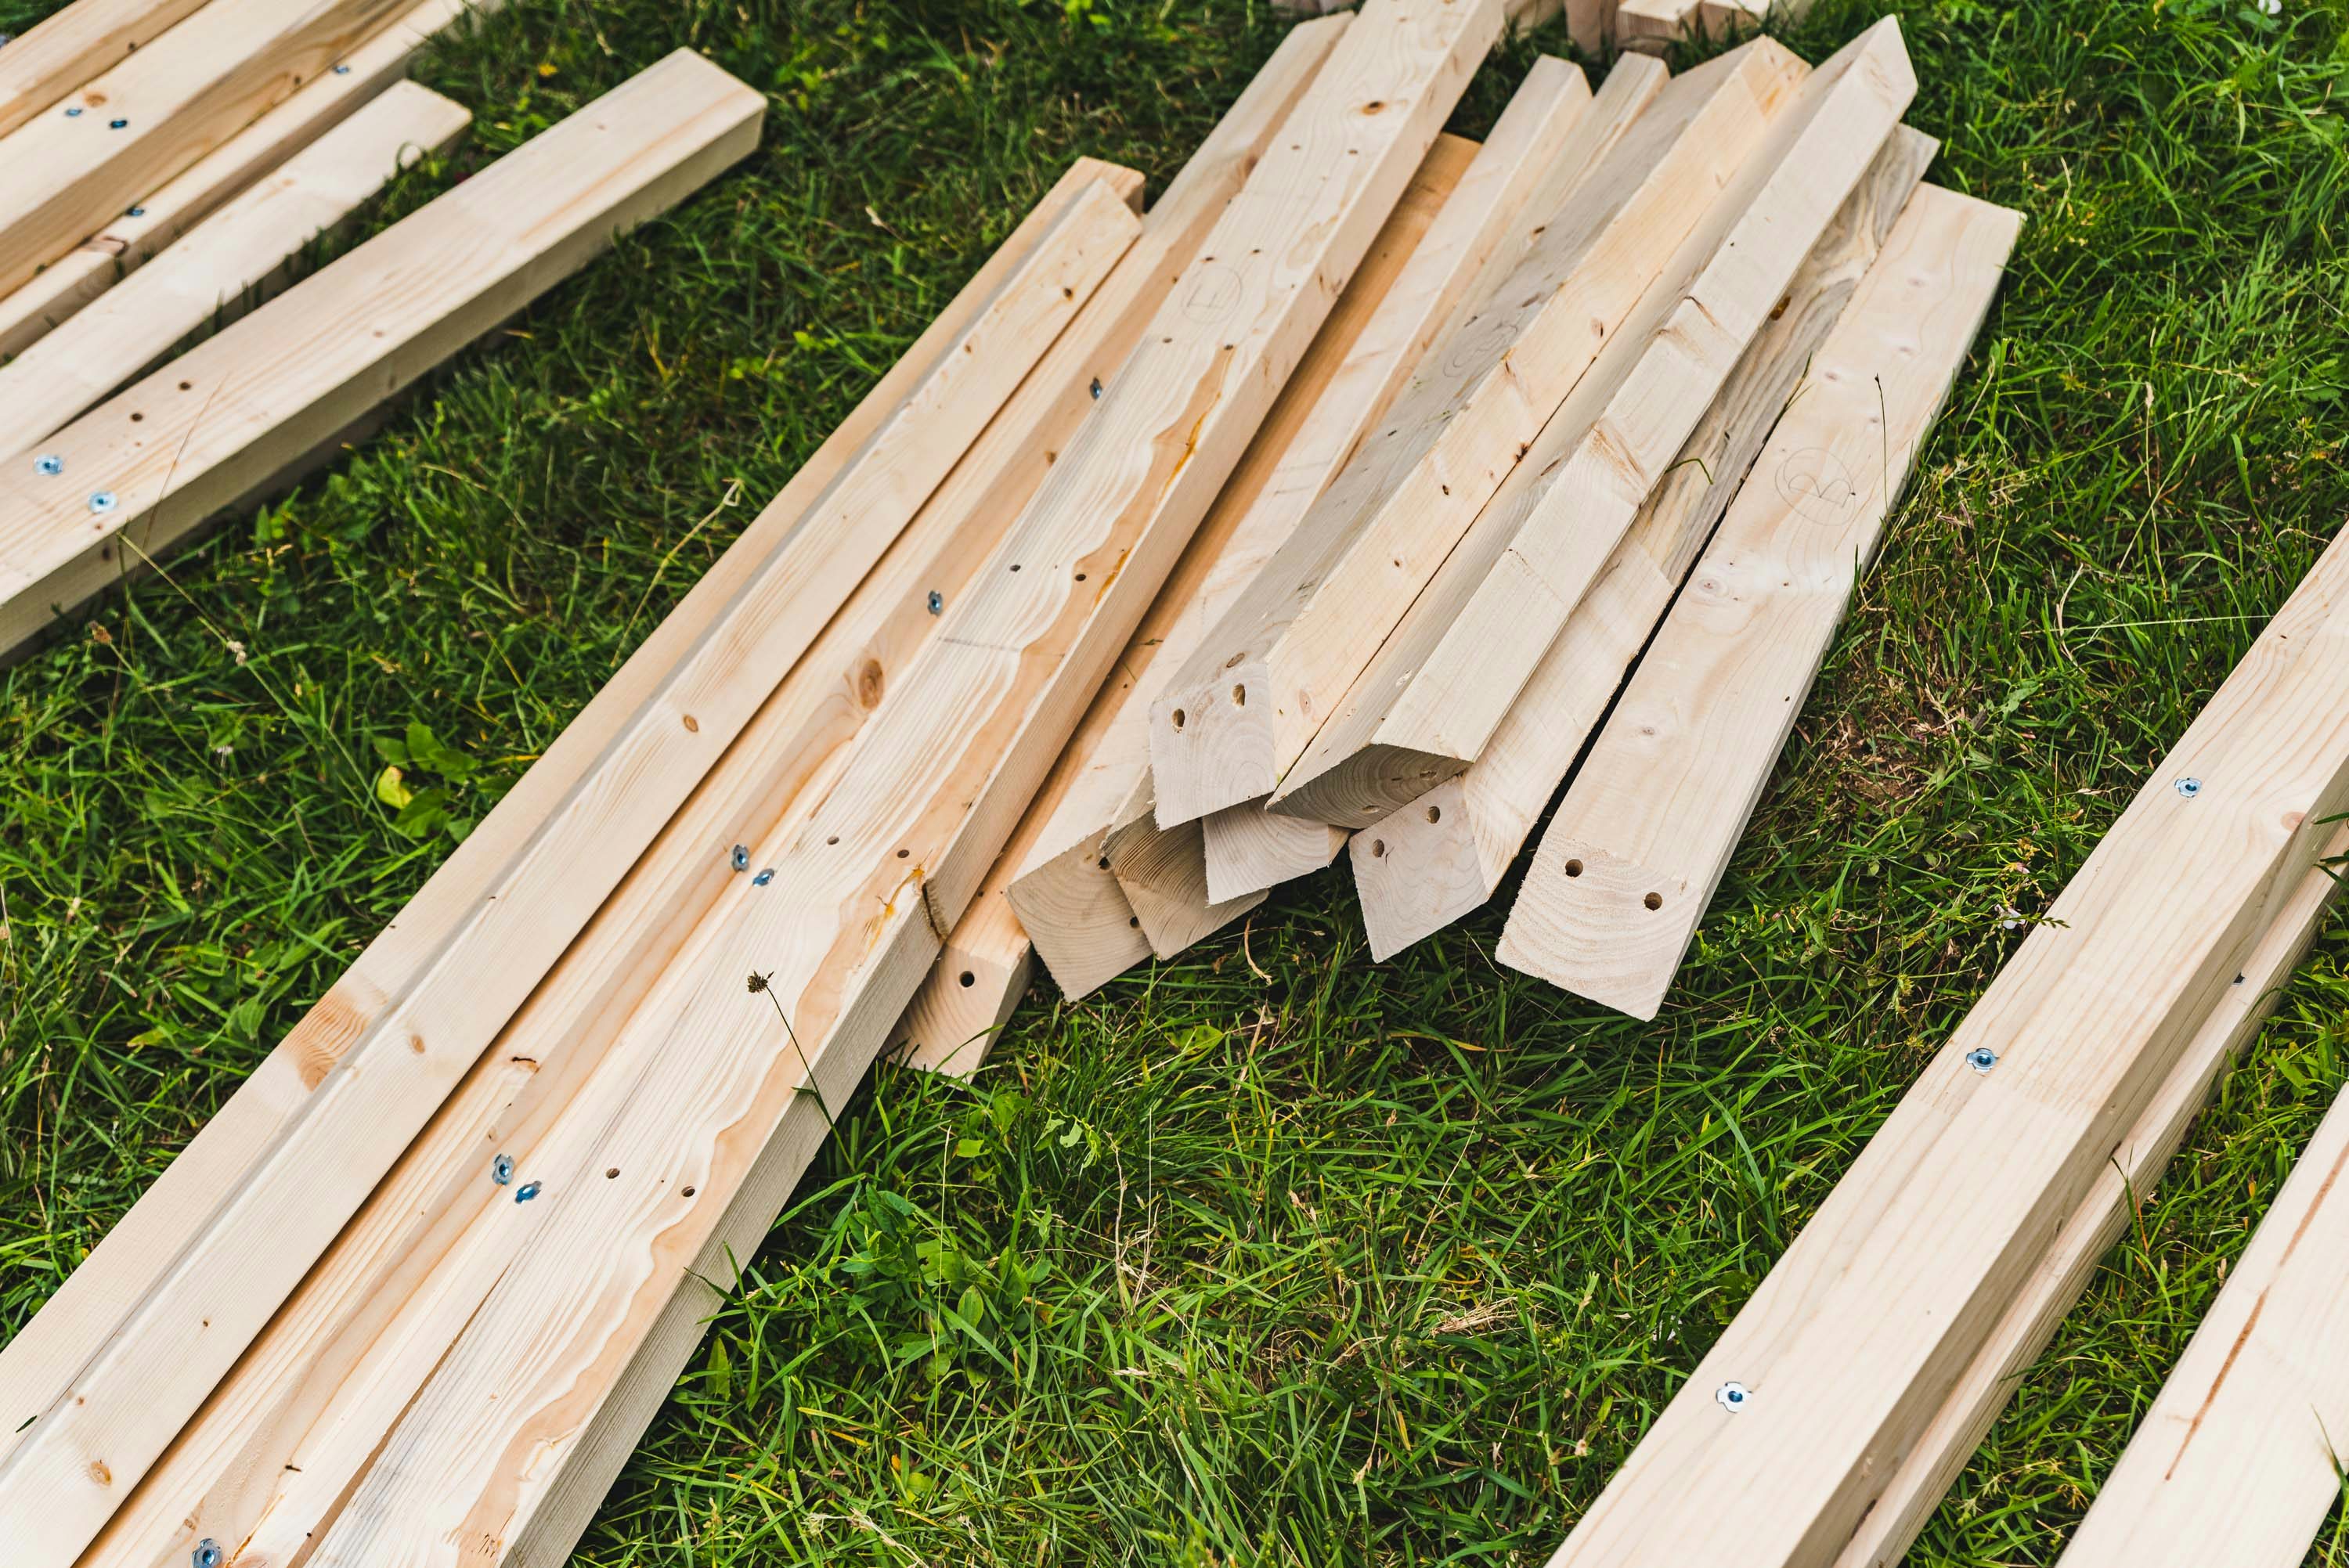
[1271,18,1917,831]
[1348,125,1936,959]
[1144,44,1786,828]
[0,0,496,362]
[0,0,415,299]
[303,7,1499,1564]
[0,0,211,139]
[0,80,471,452]
[1499,182,2015,1017]
[892,887,1034,1076]
[1527,407,2349,1568]
[1201,793,1349,900]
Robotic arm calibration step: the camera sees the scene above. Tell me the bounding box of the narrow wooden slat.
[0,59,1142,1566]
[1499,181,2015,1016]
[1349,125,1936,959]
[1014,58,1618,986]
[0,0,496,363]
[0,0,211,139]
[0,80,471,452]
[1200,800,1348,901]
[0,0,416,299]
[1270,17,1917,831]
[893,889,1034,1076]
[1527,460,2349,1568]
[0,140,1122,1491]
[301,10,1499,1563]
[1618,0,1763,46]
[1145,41,1798,829]
[1835,820,2349,1568]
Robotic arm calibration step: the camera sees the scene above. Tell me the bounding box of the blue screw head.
[33,453,62,476]
[88,491,118,514]
[1965,1046,1998,1074]
[194,1541,223,1568]
[1716,1381,1752,1411]
[63,105,82,117]
[926,590,943,615]
[126,205,145,218]
[334,62,352,74]
[515,1181,543,1203]
[2174,776,2203,798]
[492,1152,514,1185]
[730,843,750,872]
[1088,377,1102,399]
[109,117,128,129]
[752,867,774,886]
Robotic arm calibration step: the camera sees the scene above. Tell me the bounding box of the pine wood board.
[1834,820,2349,1568]
[0,0,497,364]
[1499,180,2015,1017]
[1618,0,1764,45]
[301,9,1499,1560]
[1,79,471,453]
[0,57,1137,1564]
[1349,124,1936,959]
[0,0,211,139]
[876,14,1355,1070]
[0,0,417,301]
[1143,42,1790,829]
[1200,794,1349,900]
[1270,18,1917,831]
[1527,491,2349,1568]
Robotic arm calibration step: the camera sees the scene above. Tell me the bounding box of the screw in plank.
[926,590,943,615]
[1088,377,1102,399]
[334,62,352,74]
[193,1542,222,1568]
[492,1152,514,1185]
[63,105,82,117]
[33,454,62,477]
[2174,776,2203,798]
[88,491,118,514]
[752,867,774,886]
[730,843,750,872]
[109,117,128,129]
[514,1181,542,1203]
[1965,1046,1998,1074]
[1715,1382,1752,1412]
[126,206,145,218]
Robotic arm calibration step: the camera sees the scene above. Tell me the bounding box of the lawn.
[5,0,2349,1562]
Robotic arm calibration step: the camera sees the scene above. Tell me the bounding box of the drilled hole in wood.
[1425,806,1441,824]
[129,412,143,423]
[896,848,910,859]
[1010,563,1021,571]
[825,835,839,845]
[605,1167,619,1179]
[1075,571,1086,582]
[1128,916,1139,928]
[1171,708,1185,730]
[1644,892,1662,910]
[1230,684,1245,706]
[681,1186,696,1198]
[1564,859,1583,877]
[958,971,975,988]
[1371,839,1386,858]
[1097,856,1110,871]
[178,380,192,391]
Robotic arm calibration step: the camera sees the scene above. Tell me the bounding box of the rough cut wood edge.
[0,0,417,300]
[0,80,472,453]
[1270,17,1917,832]
[1835,820,2349,1568]
[1142,43,1777,828]
[1618,0,1764,45]
[304,9,1500,1561]
[0,0,496,364]
[0,0,211,139]
[893,889,1034,1076]
[1499,179,2012,1018]
[1201,794,1348,901]
[1528,474,2349,1567]
[1348,124,1936,961]
[2049,943,2349,1568]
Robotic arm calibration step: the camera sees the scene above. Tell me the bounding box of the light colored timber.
[871,14,1351,1069]
[1351,124,1936,960]
[0,0,497,364]
[0,0,418,301]
[1528,491,2349,1568]
[0,59,1138,1565]
[0,80,471,452]
[2051,988,2349,1568]
[304,9,1498,1563]
[1200,795,1349,901]
[0,0,211,139]
[0,142,1124,1494]
[82,139,1171,1567]
[1146,41,1798,830]
[1272,18,1917,831]
[1499,180,2015,1018]
[1618,0,1765,46]
[1045,56,1629,973]
[1836,820,2349,1568]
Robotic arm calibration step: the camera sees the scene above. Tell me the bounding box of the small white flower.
[2258,0,2281,15]
[2000,905,2024,931]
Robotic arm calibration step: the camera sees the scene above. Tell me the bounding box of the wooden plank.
[1618,0,1764,46]
[1835,820,2349,1568]
[301,9,1499,1563]
[1524,453,2349,1568]
[0,59,1138,1566]
[1201,797,1349,900]
[2044,961,2349,1568]
[1499,181,2015,1017]
[80,150,1162,1566]
[1349,125,1936,960]
[1268,17,1917,831]
[0,142,1124,1492]
[0,0,496,363]
[0,0,211,139]
[1015,59,1625,986]
[877,15,1354,1070]
[0,79,471,452]
[1145,41,1799,829]
[0,0,417,300]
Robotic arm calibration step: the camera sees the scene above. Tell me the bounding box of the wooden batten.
[0,0,211,139]
[1144,43,1789,830]
[0,80,472,452]
[1269,17,1918,832]
[1499,180,2016,1017]
[1200,795,1349,902]
[1350,124,1937,960]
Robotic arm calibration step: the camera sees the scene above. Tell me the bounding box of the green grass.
[5,0,2349,1562]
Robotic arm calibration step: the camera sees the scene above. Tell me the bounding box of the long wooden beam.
[1349,124,1936,959]
[1501,178,2013,1016]
[300,9,1499,1563]
[1268,17,1917,831]
[0,80,471,452]
[0,140,1120,1504]
[0,0,210,139]
[0,0,496,362]
[1145,39,1800,829]
[1527,456,2349,1568]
